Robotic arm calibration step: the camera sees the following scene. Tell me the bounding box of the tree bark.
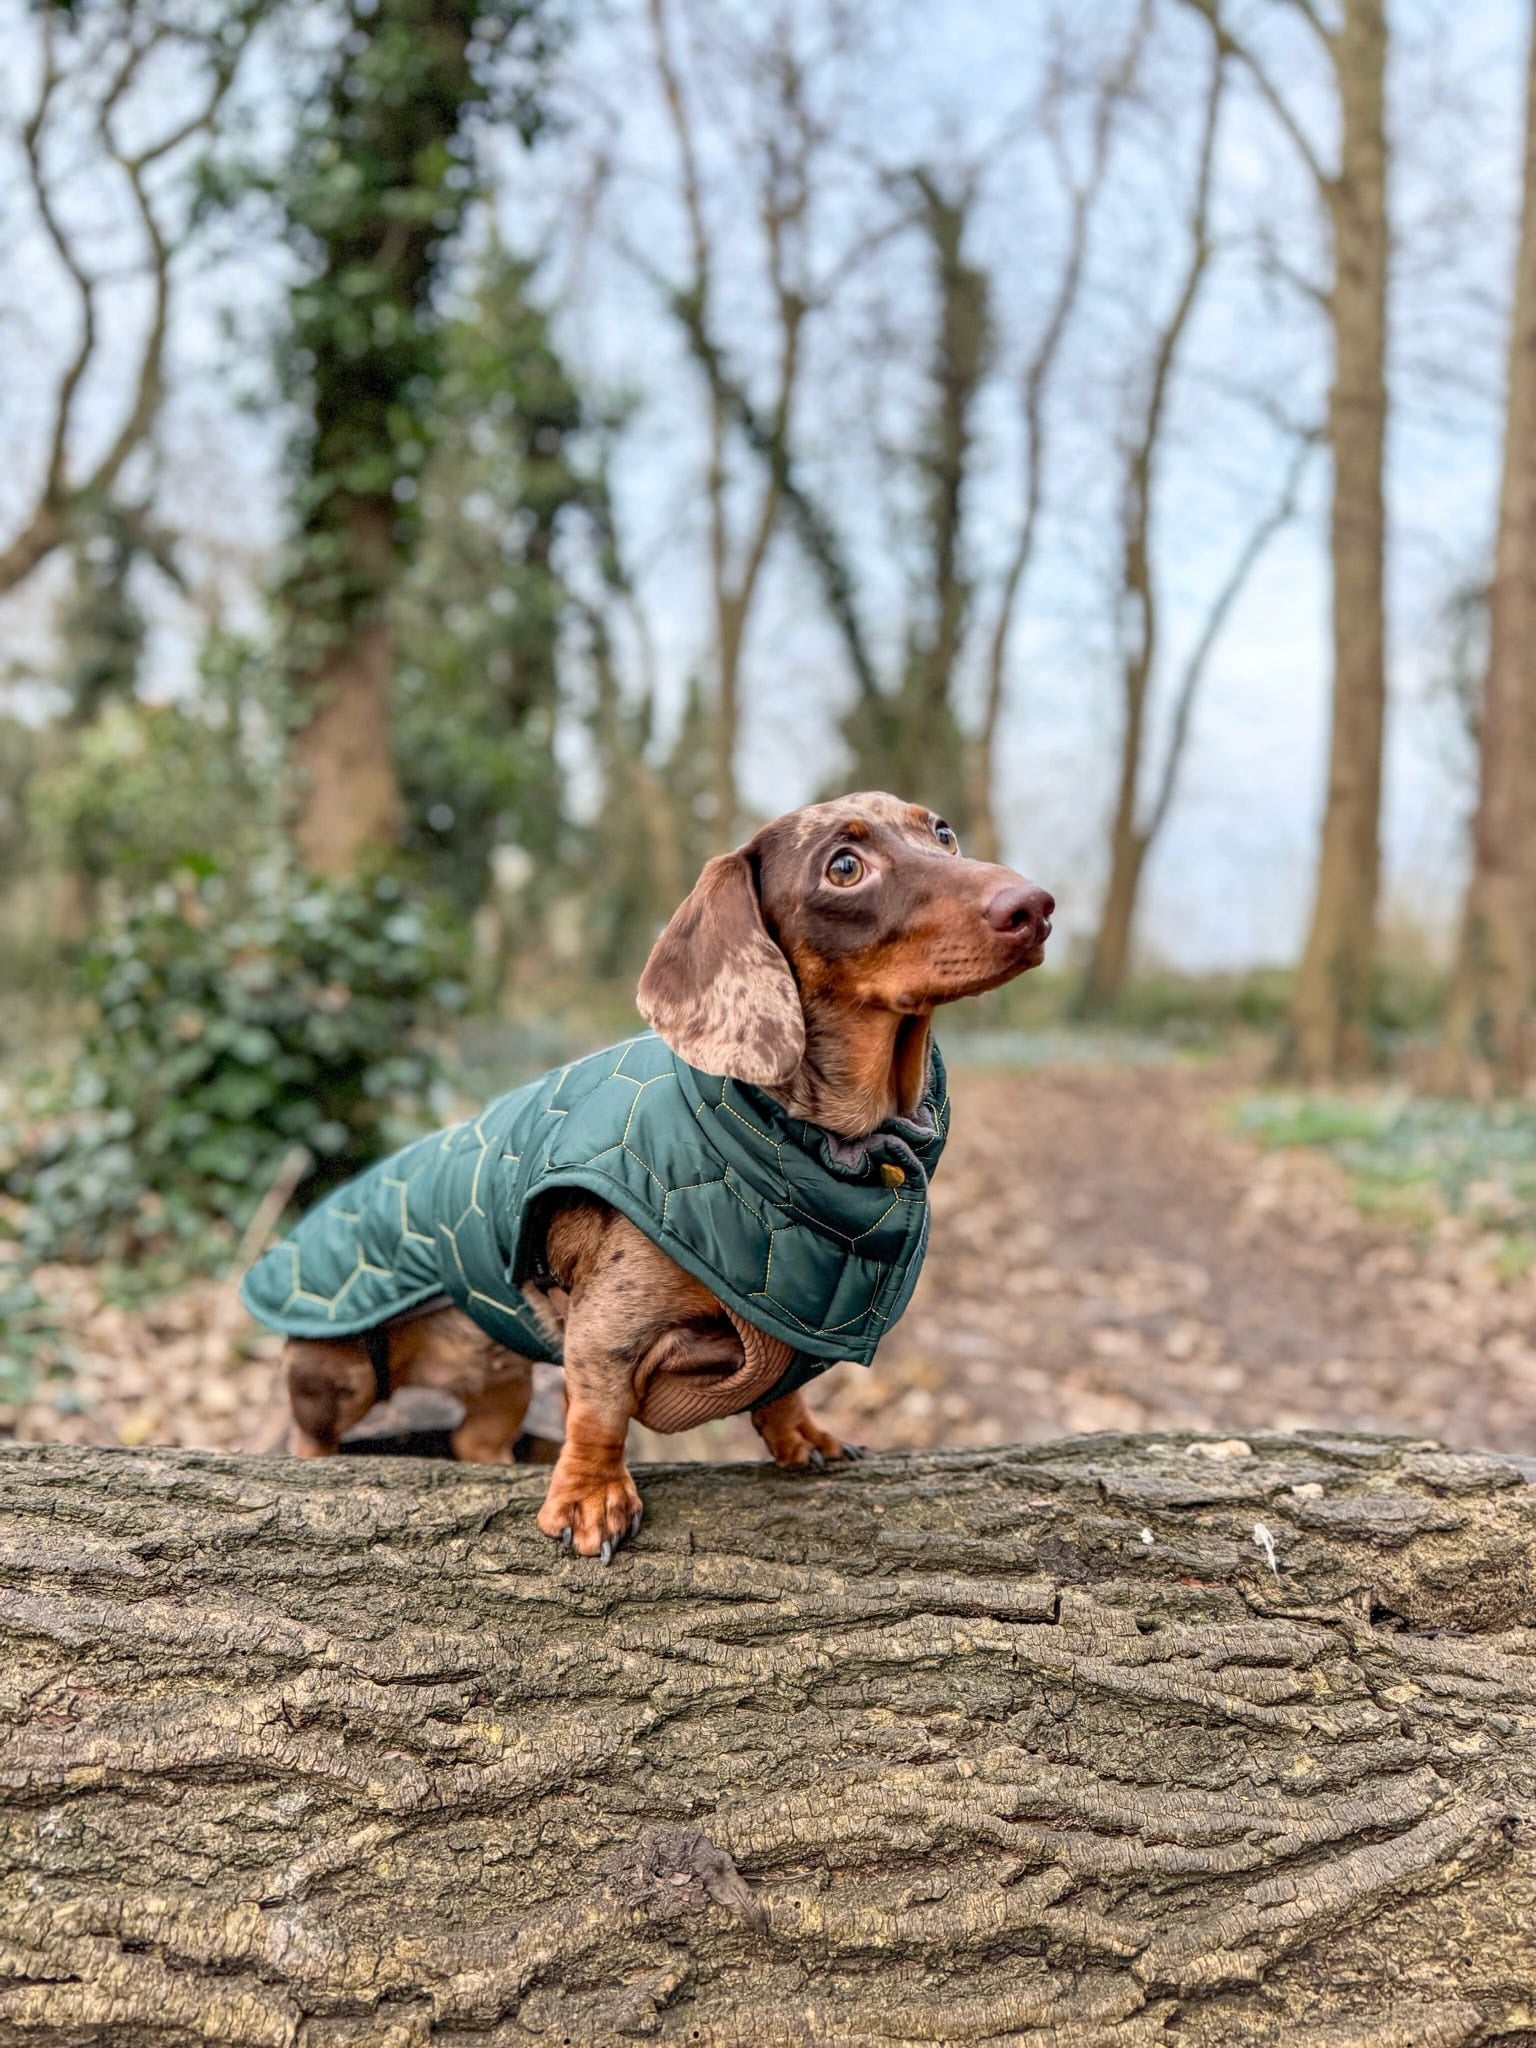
[840,173,988,829]
[3,1430,1536,2044]
[290,503,403,877]
[1081,814,1149,1016]
[907,174,988,832]
[1438,2,1536,1094]
[1284,0,1390,1081]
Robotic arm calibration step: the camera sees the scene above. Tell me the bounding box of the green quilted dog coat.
[241,1031,949,1413]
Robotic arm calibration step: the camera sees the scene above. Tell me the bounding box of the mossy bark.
[3,1432,1536,2045]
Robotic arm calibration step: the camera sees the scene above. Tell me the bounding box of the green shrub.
[1237,1092,1536,1239]
[1,870,466,1278]
[26,693,278,900]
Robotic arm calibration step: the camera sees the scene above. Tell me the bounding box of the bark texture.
[1439,1,1536,1093]
[1286,0,1391,1080]
[3,1432,1536,2046]
[838,173,989,831]
[291,505,403,877]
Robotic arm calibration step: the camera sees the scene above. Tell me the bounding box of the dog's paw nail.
[558,1525,574,1552]
[809,1448,825,1471]
[629,1509,643,1538]
[600,1538,614,1565]
[844,1443,867,1460]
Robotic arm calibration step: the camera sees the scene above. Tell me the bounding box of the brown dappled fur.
[641,792,1049,1136]
[636,851,805,1087]
[282,792,1052,1556]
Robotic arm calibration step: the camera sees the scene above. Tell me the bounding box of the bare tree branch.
[1177,0,1333,196]
[643,0,824,837]
[648,0,728,644]
[1276,0,1336,50]
[0,3,264,600]
[1119,37,1227,786]
[1251,220,1333,311]
[1079,31,1232,1012]
[633,247,881,704]
[1140,428,1315,847]
[970,0,1152,856]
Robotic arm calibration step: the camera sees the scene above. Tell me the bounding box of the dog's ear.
[637,851,805,1086]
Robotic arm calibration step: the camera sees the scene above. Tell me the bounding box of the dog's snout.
[984,882,1055,942]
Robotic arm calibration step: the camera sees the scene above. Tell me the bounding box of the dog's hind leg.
[450,1359,535,1464]
[285,1337,376,1456]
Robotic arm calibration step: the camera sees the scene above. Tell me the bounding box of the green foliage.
[0,720,45,886]
[26,695,272,895]
[276,0,556,659]
[52,500,182,725]
[1,873,465,1276]
[1368,953,1448,1045]
[0,1267,75,1416]
[395,247,610,911]
[1237,1092,1536,1240]
[966,963,1294,1051]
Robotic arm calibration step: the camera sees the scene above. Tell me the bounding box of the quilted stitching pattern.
[242,1034,949,1378]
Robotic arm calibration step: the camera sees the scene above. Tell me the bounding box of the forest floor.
[9,1051,1536,1463]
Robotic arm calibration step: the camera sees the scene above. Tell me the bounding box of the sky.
[0,0,1526,973]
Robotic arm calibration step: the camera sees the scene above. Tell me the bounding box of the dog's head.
[637,793,1053,1131]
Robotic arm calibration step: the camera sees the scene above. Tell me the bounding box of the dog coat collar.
[241,1031,949,1412]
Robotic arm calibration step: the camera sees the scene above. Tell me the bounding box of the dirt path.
[12,1060,1536,1462]
[813,1062,1536,1459]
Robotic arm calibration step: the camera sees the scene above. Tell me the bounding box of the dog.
[242,793,1052,1557]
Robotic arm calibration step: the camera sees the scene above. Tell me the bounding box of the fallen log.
[2,1431,1535,2046]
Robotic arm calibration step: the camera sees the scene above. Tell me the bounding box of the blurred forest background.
[4,0,1536,1461]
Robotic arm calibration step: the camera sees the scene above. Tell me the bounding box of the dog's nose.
[984,882,1055,942]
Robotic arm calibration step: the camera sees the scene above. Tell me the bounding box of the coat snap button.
[879,1163,906,1188]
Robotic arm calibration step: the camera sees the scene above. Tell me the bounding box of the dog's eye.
[934,819,958,850]
[826,850,865,887]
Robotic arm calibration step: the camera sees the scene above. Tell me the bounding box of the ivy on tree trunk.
[279,0,545,877]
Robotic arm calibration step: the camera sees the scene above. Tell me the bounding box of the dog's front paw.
[753,1394,864,1472]
[537,1457,643,1562]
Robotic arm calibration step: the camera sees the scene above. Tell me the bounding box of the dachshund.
[277,793,1053,1556]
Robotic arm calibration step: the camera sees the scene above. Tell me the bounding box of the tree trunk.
[1081,516,1157,1019]
[4,1430,1536,2044]
[1080,486,1159,1020]
[841,173,986,830]
[911,176,985,830]
[1080,815,1148,1016]
[714,593,744,849]
[290,506,402,876]
[280,0,490,880]
[1285,0,1390,1081]
[1439,4,1536,1094]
